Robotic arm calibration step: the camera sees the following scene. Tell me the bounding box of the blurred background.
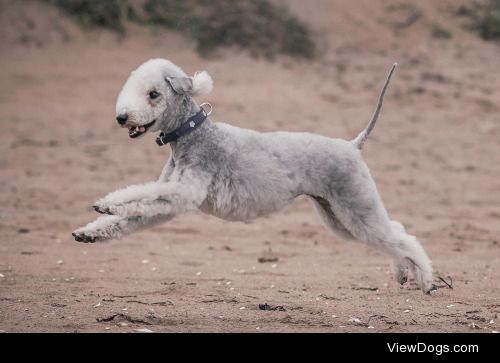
[0,0,499,332]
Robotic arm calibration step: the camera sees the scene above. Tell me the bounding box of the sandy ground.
[0,0,499,332]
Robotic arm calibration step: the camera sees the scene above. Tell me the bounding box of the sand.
[0,0,499,332]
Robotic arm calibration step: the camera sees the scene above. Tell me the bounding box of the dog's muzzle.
[128,119,156,138]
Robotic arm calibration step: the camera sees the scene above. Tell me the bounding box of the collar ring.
[200,102,213,116]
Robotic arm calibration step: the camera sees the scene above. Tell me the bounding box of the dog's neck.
[159,97,212,150]
[161,97,201,131]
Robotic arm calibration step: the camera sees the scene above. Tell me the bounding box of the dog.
[72,59,433,293]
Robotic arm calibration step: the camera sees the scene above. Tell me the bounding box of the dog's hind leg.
[310,196,354,240]
[316,160,433,293]
[328,197,432,292]
[312,194,410,286]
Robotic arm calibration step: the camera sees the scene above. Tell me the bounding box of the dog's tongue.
[129,126,146,133]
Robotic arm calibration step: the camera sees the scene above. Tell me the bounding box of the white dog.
[73,59,433,293]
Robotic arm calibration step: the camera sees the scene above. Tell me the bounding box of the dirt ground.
[0,0,499,332]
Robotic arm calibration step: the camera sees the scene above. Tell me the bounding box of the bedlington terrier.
[72,58,433,293]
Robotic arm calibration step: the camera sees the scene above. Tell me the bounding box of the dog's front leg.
[72,214,169,243]
[93,172,210,219]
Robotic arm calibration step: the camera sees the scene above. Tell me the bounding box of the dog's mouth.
[128,119,156,138]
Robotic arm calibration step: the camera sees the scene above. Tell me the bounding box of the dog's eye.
[149,91,160,99]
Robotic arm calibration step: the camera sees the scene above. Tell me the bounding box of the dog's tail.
[352,63,397,150]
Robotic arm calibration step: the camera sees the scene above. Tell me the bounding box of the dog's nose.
[116,114,128,125]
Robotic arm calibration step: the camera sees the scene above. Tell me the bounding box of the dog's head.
[115,58,213,138]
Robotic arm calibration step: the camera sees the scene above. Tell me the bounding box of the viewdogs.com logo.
[387,343,479,355]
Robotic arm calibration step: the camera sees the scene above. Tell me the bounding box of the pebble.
[135,328,154,333]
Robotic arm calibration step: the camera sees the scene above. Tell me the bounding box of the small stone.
[259,303,271,311]
[239,306,246,310]
[141,259,150,264]
[57,260,63,265]
[135,328,154,333]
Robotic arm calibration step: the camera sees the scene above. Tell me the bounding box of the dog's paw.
[72,231,99,243]
[395,267,408,285]
[93,204,114,215]
[392,262,408,285]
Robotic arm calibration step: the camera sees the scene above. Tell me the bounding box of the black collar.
[156,108,208,146]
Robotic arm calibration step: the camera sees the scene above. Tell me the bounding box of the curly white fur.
[191,71,213,97]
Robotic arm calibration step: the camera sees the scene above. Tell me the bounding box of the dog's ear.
[166,71,213,97]
[166,76,193,95]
